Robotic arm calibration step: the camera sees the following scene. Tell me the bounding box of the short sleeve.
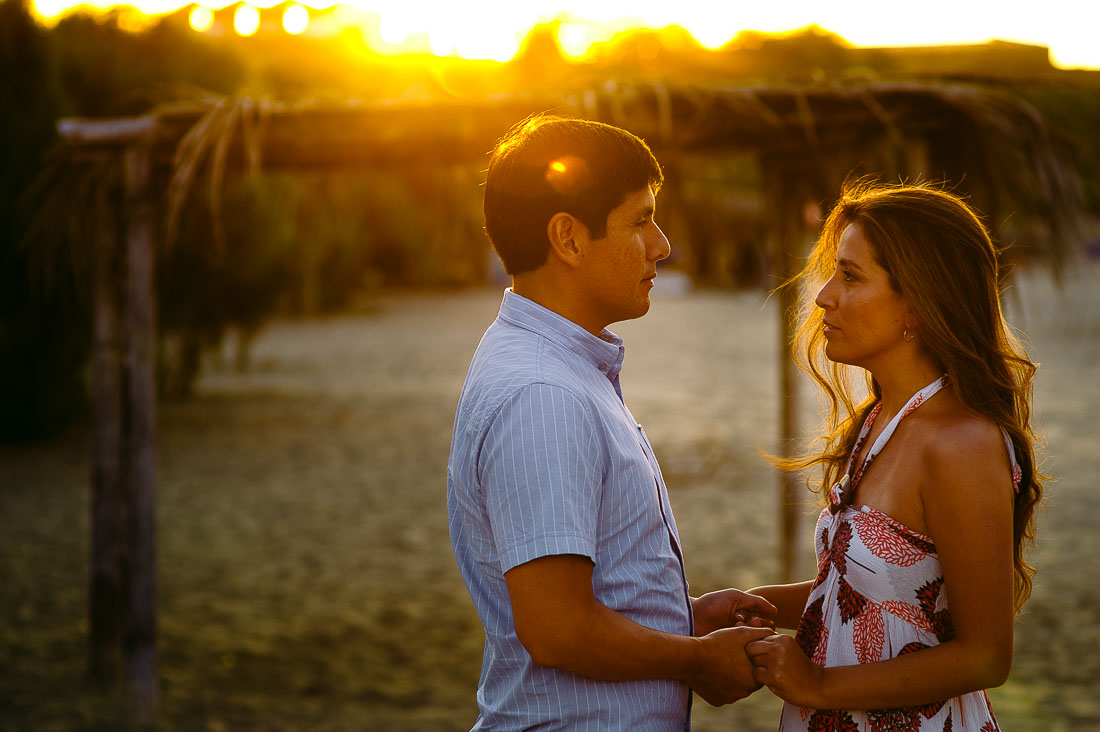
[478,382,604,574]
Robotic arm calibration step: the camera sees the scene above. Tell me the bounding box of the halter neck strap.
[829,375,949,511]
[847,375,950,488]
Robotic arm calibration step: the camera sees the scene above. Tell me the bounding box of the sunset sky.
[30,0,1100,69]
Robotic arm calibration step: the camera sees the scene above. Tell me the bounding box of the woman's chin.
[823,345,856,367]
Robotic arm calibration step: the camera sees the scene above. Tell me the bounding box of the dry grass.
[1,263,1097,731]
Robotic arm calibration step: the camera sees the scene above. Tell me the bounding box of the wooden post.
[89,175,125,683]
[763,157,819,583]
[775,224,803,584]
[122,142,159,723]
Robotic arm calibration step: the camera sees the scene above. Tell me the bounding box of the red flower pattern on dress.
[796,596,827,658]
[915,578,942,613]
[837,576,867,623]
[812,625,830,666]
[881,600,935,633]
[897,530,936,556]
[853,604,885,663]
[868,705,922,732]
[918,699,948,720]
[897,641,931,655]
[850,454,877,490]
[979,693,1000,731]
[900,391,928,418]
[808,709,859,732]
[853,511,929,567]
[915,578,955,643]
[813,529,832,589]
[829,520,853,577]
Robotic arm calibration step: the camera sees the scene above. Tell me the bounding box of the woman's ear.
[904,307,919,331]
[546,212,585,268]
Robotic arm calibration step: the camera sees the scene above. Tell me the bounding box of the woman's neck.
[871,359,946,422]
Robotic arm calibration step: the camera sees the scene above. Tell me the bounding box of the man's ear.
[546,212,585,269]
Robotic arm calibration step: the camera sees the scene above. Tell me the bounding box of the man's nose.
[651,224,671,261]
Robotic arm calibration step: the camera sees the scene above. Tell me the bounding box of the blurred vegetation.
[2,0,1099,440]
[1,0,82,441]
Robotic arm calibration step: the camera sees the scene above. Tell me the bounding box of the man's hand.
[690,626,774,706]
[692,589,778,637]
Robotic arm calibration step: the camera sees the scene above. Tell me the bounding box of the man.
[447,114,775,730]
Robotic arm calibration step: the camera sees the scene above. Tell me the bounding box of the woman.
[745,180,1043,731]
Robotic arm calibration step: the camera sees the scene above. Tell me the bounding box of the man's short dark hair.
[483,114,664,275]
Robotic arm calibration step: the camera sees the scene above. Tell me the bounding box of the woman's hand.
[745,633,825,708]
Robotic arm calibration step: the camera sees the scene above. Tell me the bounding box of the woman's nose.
[815,279,835,310]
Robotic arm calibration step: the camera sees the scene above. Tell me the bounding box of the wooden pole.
[122,142,159,724]
[89,177,124,683]
[776,226,803,584]
[763,156,819,583]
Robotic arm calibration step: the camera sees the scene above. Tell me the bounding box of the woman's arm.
[747,418,1016,709]
[744,581,815,631]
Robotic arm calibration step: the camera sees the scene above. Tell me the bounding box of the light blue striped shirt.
[447,289,694,731]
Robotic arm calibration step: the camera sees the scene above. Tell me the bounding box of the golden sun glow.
[27,0,1100,69]
[232,3,258,36]
[281,3,308,34]
[187,5,212,31]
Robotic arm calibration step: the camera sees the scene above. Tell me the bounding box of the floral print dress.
[779,376,1017,732]
[778,504,1001,732]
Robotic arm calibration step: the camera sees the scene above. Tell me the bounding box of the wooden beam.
[57,116,157,147]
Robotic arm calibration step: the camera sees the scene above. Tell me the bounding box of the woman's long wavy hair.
[788,179,1044,612]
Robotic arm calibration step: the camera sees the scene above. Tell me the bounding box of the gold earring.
[903,327,916,343]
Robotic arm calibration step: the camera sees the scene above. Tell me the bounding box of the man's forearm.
[526,596,702,682]
[506,554,769,705]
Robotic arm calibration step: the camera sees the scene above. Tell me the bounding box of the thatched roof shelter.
[40,78,1083,722]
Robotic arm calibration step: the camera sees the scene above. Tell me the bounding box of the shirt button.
[598,363,607,371]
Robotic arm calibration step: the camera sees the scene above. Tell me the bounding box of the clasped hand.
[689,589,778,706]
[745,632,824,708]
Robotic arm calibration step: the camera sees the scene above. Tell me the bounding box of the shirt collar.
[498,289,625,381]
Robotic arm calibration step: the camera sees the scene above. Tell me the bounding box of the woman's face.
[814,222,910,370]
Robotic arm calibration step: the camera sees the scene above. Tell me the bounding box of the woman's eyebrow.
[836,257,864,272]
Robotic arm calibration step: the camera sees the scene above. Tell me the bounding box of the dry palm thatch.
[31,78,1084,284]
[565,79,1083,269]
[19,145,121,299]
[163,93,272,253]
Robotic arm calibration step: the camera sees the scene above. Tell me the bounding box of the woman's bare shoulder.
[918,406,1011,487]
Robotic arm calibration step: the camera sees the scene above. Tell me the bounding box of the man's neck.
[512,274,606,337]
